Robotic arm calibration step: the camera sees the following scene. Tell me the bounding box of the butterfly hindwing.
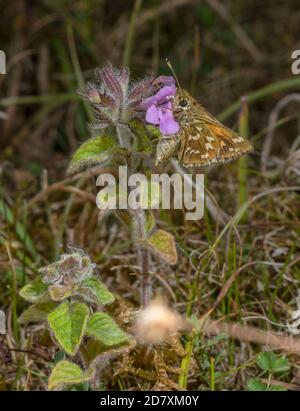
[179,120,253,167]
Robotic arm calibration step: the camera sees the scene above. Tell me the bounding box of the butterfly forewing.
[176,94,253,167]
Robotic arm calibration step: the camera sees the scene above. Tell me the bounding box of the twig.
[202,318,300,355]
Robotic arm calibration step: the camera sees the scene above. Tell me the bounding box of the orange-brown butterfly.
[155,66,253,167]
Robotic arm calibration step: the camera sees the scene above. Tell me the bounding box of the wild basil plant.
[68,64,179,306]
[19,64,181,390]
[19,245,132,390]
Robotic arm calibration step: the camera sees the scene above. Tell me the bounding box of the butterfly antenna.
[166,59,181,89]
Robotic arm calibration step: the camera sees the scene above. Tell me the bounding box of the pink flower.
[139,77,180,135]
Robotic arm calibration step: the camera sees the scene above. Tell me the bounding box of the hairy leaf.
[146,229,177,265]
[19,279,48,303]
[80,278,115,305]
[48,360,93,390]
[67,135,117,175]
[48,301,89,355]
[86,312,128,346]
[18,301,56,324]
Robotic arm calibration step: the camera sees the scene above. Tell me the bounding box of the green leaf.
[80,278,115,305]
[48,360,93,390]
[67,135,117,175]
[53,351,65,364]
[85,313,128,346]
[48,301,89,355]
[18,301,57,324]
[82,339,106,364]
[146,229,177,265]
[247,378,287,391]
[247,378,267,391]
[256,352,290,374]
[19,279,48,303]
[129,119,159,154]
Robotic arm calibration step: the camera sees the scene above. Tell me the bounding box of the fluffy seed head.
[134,298,185,346]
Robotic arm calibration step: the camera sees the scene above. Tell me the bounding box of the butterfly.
[155,88,253,167]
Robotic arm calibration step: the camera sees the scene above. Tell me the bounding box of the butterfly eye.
[179,99,188,107]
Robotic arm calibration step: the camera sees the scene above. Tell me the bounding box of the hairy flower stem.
[116,125,125,147]
[117,123,150,306]
[131,207,151,306]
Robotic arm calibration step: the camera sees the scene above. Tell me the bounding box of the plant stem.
[178,335,194,389]
[237,96,249,223]
[116,125,126,147]
[267,373,272,389]
[210,357,215,391]
[131,207,150,306]
[5,243,19,342]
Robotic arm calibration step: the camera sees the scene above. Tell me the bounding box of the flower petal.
[158,108,180,135]
[139,94,157,110]
[145,105,160,125]
[154,85,176,102]
[139,85,177,110]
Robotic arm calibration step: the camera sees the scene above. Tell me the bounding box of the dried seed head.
[134,298,185,346]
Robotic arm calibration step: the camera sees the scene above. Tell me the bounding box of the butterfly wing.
[179,119,253,167]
